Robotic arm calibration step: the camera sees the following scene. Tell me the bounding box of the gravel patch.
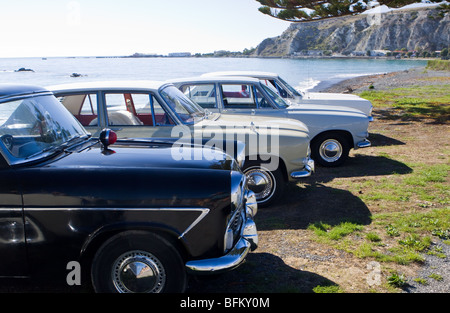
[403,240,450,293]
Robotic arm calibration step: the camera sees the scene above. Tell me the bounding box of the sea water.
[0,57,427,92]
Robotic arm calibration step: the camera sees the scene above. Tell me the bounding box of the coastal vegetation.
[255,0,448,22]
[427,58,450,70]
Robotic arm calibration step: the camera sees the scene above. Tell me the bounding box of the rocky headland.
[254,6,449,57]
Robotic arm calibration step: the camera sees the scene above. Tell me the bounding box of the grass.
[359,85,450,123]
[308,221,363,241]
[303,83,450,291]
[426,59,450,71]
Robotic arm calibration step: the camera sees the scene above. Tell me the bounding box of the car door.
[57,91,176,139]
[0,159,27,276]
[220,83,278,117]
[102,91,176,139]
[180,83,219,112]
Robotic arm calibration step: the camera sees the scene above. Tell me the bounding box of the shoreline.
[319,66,450,94]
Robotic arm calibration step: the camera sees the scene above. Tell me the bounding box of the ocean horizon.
[0,56,427,92]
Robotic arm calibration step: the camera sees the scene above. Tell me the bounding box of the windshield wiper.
[25,134,90,160]
[25,145,65,160]
[60,133,92,149]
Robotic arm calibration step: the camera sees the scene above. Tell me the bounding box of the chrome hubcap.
[112,250,165,293]
[319,139,343,163]
[244,166,275,203]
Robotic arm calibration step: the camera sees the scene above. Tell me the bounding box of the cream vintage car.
[169,76,371,167]
[201,71,373,118]
[48,81,314,206]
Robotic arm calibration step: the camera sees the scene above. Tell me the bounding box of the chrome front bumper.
[185,217,258,274]
[290,157,315,179]
[357,139,371,149]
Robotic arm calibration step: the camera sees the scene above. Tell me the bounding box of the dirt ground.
[186,117,448,295]
[186,67,450,294]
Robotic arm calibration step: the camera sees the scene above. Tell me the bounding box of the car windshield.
[0,94,88,162]
[277,76,303,97]
[260,84,289,109]
[159,85,206,124]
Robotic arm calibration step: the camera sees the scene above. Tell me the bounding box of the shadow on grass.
[186,252,338,293]
[256,155,412,231]
[369,132,405,147]
[373,107,449,124]
[307,154,413,183]
[257,183,372,231]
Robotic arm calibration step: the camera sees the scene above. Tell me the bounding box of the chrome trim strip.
[178,208,210,239]
[24,207,210,239]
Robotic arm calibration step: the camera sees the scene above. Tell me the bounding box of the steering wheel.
[1,134,14,150]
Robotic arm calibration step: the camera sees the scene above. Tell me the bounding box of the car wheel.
[243,161,285,207]
[312,133,350,167]
[91,231,186,293]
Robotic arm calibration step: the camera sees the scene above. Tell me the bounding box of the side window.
[269,80,288,98]
[152,95,176,126]
[104,93,174,126]
[254,88,273,109]
[181,84,217,109]
[220,84,257,109]
[57,94,98,126]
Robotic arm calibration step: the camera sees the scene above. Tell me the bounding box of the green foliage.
[256,0,444,22]
[313,283,344,293]
[387,272,406,287]
[308,221,363,240]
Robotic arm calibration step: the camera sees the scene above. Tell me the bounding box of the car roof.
[0,83,51,100]
[47,80,172,93]
[201,71,279,79]
[168,75,262,84]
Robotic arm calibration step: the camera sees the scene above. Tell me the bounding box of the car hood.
[286,103,367,118]
[199,112,309,135]
[291,92,373,116]
[44,140,238,172]
[303,92,365,100]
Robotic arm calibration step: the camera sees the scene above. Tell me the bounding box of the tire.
[243,160,285,207]
[91,231,186,293]
[311,132,350,167]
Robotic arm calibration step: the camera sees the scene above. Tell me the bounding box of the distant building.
[293,50,328,57]
[351,51,366,56]
[370,50,390,56]
[168,52,191,57]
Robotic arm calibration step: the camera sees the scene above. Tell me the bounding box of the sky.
[0,0,291,58]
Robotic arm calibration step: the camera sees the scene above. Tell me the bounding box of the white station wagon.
[169,76,371,167]
[201,71,373,117]
[48,80,314,206]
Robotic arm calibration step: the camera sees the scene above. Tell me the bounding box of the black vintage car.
[0,84,258,293]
